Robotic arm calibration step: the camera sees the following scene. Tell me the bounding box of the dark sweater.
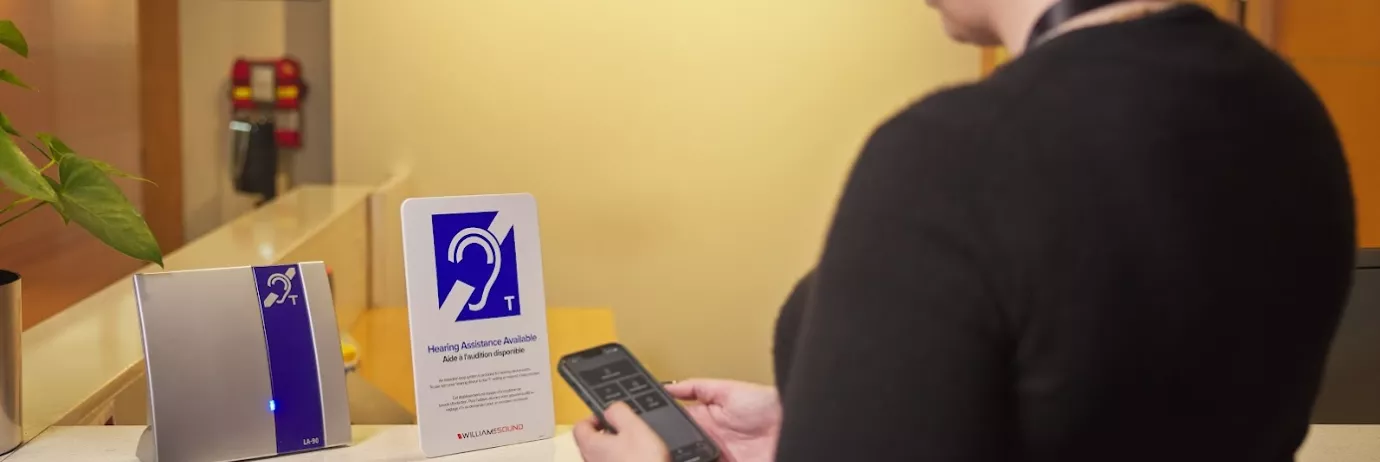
[772,5,1355,462]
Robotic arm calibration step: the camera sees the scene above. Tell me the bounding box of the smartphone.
[558,343,721,462]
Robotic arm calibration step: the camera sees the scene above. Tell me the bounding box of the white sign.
[400,194,556,457]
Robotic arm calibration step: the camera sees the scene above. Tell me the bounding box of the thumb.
[604,401,656,437]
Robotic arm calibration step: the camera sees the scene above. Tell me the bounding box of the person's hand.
[666,379,781,462]
[573,401,670,462]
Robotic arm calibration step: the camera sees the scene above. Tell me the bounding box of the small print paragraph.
[440,387,535,412]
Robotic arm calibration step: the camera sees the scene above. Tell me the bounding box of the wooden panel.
[0,0,71,271]
[137,0,186,252]
[2,1,151,329]
[1292,60,1380,246]
[1244,0,1278,47]
[1277,0,1380,60]
[9,234,143,329]
[1193,0,1239,20]
[1274,0,1380,246]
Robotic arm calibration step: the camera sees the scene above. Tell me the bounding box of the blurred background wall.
[332,0,979,383]
[178,0,333,240]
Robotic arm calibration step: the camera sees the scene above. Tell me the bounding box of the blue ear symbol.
[447,227,501,311]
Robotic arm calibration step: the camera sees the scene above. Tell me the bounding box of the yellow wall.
[332,1,978,383]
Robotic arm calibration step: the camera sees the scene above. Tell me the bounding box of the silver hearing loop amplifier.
[133,262,350,462]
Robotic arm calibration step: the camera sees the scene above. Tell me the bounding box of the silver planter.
[0,270,19,455]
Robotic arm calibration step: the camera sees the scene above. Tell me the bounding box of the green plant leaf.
[0,21,28,58]
[0,112,19,136]
[36,133,72,158]
[42,175,67,222]
[0,69,29,89]
[56,155,162,266]
[37,133,153,184]
[0,134,57,202]
[95,159,155,185]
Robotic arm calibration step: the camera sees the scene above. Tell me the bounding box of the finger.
[572,417,610,448]
[664,382,695,400]
[577,414,598,430]
[665,378,734,402]
[572,421,611,462]
[577,410,615,434]
[602,401,656,436]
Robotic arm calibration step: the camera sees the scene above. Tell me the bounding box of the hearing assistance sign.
[401,194,555,457]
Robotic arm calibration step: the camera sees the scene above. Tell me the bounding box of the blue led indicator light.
[269,400,277,412]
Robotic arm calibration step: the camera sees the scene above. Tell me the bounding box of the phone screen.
[560,344,718,462]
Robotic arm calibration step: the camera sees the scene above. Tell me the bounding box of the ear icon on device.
[261,266,298,308]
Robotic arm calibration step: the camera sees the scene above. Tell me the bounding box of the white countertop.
[2,425,580,462]
[3,424,1378,461]
[1298,425,1380,461]
[19,185,375,440]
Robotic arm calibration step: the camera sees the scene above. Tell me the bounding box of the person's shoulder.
[887,81,1014,132]
[845,82,1022,201]
[861,80,1024,167]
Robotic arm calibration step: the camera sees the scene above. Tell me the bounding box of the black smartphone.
[558,343,721,462]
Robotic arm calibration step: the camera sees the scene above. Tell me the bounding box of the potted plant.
[0,19,162,454]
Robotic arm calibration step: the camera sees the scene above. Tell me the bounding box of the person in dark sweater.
[574,1,1356,461]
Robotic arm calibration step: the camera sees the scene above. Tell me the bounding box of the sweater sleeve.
[774,102,1016,461]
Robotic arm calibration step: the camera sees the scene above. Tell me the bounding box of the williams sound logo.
[431,211,521,322]
[457,424,524,440]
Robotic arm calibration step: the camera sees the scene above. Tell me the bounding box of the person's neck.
[997,0,1176,55]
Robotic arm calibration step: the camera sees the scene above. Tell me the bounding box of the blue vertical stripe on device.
[252,264,326,454]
